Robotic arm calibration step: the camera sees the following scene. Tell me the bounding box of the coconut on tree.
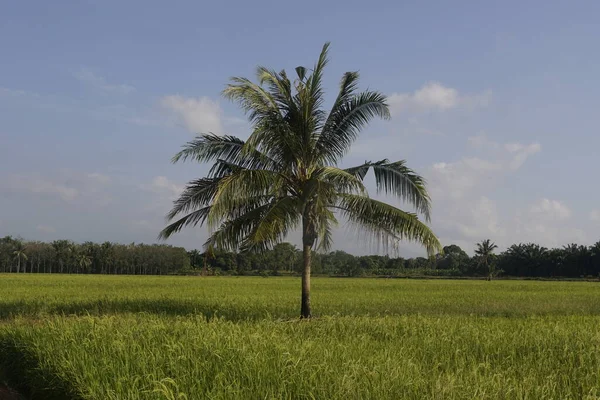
[160,43,442,318]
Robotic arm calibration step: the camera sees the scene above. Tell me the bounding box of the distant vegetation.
[2,236,600,279]
[194,241,600,279]
[0,236,189,275]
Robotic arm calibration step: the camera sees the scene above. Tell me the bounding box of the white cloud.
[432,196,580,254]
[1,176,80,201]
[512,215,586,249]
[161,95,223,134]
[87,173,111,185]
[388,82,491,115]
[455,196,502,239]
[36,225,56,234]
[506,199,587,248]
[423,137,546,253]
[530,198,571,221]
[399,82,459,110]
[431,136,540,193]
[429,157,501,200]
[138,176,185,216]
[591,210,600,222]
[141,176,183,201]
[505,142,541,170]
[74,68,135,95]
[467,134,498,149]
[514,199,581,248]
[0,171,113,204]
[150,176,182,197]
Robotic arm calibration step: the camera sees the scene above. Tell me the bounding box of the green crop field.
[1,275,600,399]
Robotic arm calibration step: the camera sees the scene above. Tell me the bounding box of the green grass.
[1,274,600,399]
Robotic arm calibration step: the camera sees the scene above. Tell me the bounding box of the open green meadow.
[1,275,600,399]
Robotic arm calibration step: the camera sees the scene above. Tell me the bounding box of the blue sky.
[1,1,599,255]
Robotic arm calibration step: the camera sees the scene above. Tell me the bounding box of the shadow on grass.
[0,336,80,400]
[0,299,289,322]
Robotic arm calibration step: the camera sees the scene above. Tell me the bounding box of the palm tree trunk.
[301,244,312,318]
[301,211,316,319]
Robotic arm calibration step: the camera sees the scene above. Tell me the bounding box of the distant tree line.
[0,236,189,275]
[197,241,600,279]
[2,236,600,279]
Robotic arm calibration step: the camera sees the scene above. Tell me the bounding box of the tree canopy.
[159,43,441,317]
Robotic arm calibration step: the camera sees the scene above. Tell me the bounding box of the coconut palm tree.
[201,247,214,277]
[52,240,72,274]
[590,241,600,280]
[475,239,499,280]
[188,249,202,269]
[160,43,442,318]
[0,236,16,273]
[77,254,92,274]
[13,241,28,273]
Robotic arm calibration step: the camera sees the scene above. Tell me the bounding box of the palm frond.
[165,177,221,221]
[204,196,299,252]
[308,42,330,113]
[222,77,282,123]
[256,67,296,113]
[316,208,337,252]
[345,159,431,221]
[172,134,279,172]
[159,206,212,240]
[317,71,360,143]
[316,90,390,164]
[172,134,244,163]
[224,72,304,167]
[312,166,366,195]
[295,66,307,81]
[241,196,302,252]
[207,168,285,229]
[203,202,273,252]
[334,194,441,256]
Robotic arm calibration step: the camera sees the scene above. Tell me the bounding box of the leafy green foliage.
[161,43,441,257]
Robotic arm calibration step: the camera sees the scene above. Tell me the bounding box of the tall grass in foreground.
[1,275,600,399]
[2,314,600,399]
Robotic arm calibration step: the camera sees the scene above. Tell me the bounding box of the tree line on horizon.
[197,240,600,279]
[2,235,600,279]
[0,236,189,275]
